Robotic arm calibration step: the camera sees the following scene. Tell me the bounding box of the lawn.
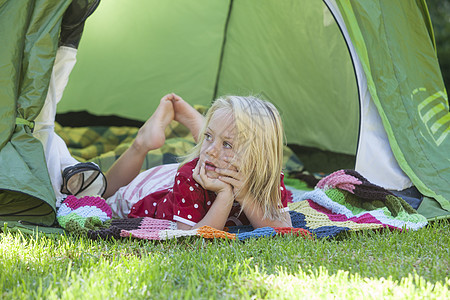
[1,220,449,299]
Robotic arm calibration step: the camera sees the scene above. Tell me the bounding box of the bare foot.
[134,94,175,152]
[172,94,204,142]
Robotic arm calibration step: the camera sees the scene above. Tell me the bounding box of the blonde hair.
[182,96,285,221]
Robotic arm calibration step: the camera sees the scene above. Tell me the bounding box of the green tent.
[1,0,449,231]
[0,0,72,232]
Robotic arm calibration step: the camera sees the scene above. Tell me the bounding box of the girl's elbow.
[176,222,193,230]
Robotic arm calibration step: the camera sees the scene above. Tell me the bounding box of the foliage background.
[427,0,450,94]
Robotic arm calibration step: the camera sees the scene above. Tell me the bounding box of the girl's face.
[199,110,238,179]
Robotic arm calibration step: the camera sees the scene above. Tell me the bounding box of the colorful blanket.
[56,169,427,241]
[288,169,428,237]
[56,195,312,241]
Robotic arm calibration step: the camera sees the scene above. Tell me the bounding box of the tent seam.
[212,0,234,101]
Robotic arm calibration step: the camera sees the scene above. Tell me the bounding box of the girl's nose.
[206,142,219,157]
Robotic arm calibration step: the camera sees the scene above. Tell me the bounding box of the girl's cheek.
[224,155,239,172]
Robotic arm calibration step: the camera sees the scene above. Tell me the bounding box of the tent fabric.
[213,0,359,154]
[58,0,360,155]
[58,0,232,121]
[418,196,450,221]
[0,0,71,227]
[325,0,414,191]
[336,0,450,211]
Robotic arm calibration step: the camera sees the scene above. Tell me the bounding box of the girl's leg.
[172,94,205,142]
[104,94,175,198]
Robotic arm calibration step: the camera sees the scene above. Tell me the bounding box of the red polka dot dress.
[128,158,292,227]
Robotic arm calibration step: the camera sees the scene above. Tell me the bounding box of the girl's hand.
[215,158,248,203]
[193,161,232,194]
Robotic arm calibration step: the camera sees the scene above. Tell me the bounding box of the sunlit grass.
[1,220,449,299]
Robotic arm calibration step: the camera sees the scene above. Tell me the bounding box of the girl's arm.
[177,161,235,230]
[177,192,292,230]
[176,187,234,230]
[239,196,292,228]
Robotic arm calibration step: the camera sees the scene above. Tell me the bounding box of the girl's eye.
[223,141,232,149]
[204,133,212,141]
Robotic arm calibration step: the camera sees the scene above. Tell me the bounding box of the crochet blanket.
[56,169,427,241]
[288,169,428,237]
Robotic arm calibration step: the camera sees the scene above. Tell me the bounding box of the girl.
[105,94,293,230]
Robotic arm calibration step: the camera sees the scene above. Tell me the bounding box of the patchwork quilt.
[56,170,427,241]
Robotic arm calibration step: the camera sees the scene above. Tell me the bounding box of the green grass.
[1,221,449,299]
